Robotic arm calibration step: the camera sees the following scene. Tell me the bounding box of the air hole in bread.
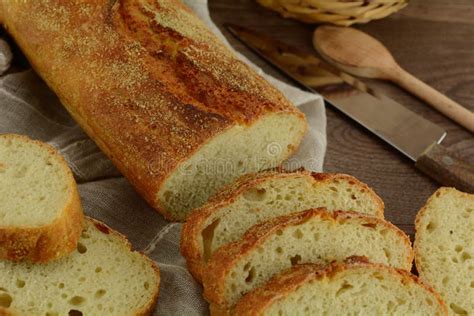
[144,282,150,290]
[383,248,391,261]
[292,229,303,239]
[470,281,474,288]
[68,310,83,316]
[387,301,395,312]
[335,281,353,297]
[68,296,85,306]
[455,245,463,252]
[313,232,320,241]
[449,303,468,315]
[442,277,449,285]
[461,252,471,262]
[275,247,283,254]
[202,218,220,262]
[95,267,102,273]
[452,257,459,263]
[77,243,87,254]
[244,267,256,284]
[351,194,356,200]
[276,229,283,236]
[58,283,65,289]
[426,222,436,233]
[243,188,267,202]
[46,312,58,316]
[243,263,251,271]
[16,279,25,288]
[362,223,376,229]
[290,254,302,266]
[95,289,106,299]
[372,272,385,281]
[0,293,12,308]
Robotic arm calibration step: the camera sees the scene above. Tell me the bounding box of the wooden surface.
[209,0,474,237]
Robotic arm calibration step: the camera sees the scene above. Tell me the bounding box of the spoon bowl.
[313,25,474,133]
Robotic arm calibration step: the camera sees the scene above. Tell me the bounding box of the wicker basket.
[256,0,408,26]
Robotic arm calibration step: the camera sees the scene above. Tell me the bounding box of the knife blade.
[226,24,474,192]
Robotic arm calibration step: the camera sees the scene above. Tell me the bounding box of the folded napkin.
[0,1,326,314]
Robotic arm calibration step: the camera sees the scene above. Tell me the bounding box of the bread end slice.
[414,187,474,316]
[233,260,447,316]
[0,134,84,262]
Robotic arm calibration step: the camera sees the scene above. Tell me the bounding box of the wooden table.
[209,0,474,237]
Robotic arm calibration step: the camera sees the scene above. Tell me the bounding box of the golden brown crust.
[202,208,412,309]
[233,261,448,316]
[180,171,385,282]
[84,217,161,316]
[0,134,84,263]
[0,0,305,220]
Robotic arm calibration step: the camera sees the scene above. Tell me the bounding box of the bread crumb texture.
[0,134,71,227]
[203,209,413,308]
[415,188,474,316]
[233,262,447,316]
[181,171,384,281]
[0,218,160,315]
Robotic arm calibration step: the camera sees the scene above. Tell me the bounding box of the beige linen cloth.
[0,1,326,314]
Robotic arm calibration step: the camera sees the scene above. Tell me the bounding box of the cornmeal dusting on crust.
[1,0,305,218]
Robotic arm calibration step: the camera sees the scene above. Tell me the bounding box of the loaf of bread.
[181,170,384,281]
[0,134,83,262]
[202,208,413,311]
[0,0,307,221]
[0,217,160,316]
[233,260,448,316]
[414,187,474,316]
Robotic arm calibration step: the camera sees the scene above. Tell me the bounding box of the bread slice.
[0,134,84,262]
[0,217,160,316]
[202,208,413,311]
[181,170,384,281]
[233,260,448,316]
[414,187,474,316]
[0,0,307,222]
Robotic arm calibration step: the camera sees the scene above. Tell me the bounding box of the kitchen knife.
[226,24,474,193]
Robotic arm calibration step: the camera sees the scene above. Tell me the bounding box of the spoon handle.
[391,67,474,133]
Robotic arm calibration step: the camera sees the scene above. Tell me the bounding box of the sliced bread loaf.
[0,217,160,316]
[0,134,83,262]
[0,0,307,222]
[181,170,384,281]
[202,208,413,311]
[233,260,447,316]
[414,187,474,316]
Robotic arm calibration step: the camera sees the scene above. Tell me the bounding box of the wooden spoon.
[313,25,474,133]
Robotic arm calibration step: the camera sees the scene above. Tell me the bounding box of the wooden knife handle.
[415,143,474,193]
